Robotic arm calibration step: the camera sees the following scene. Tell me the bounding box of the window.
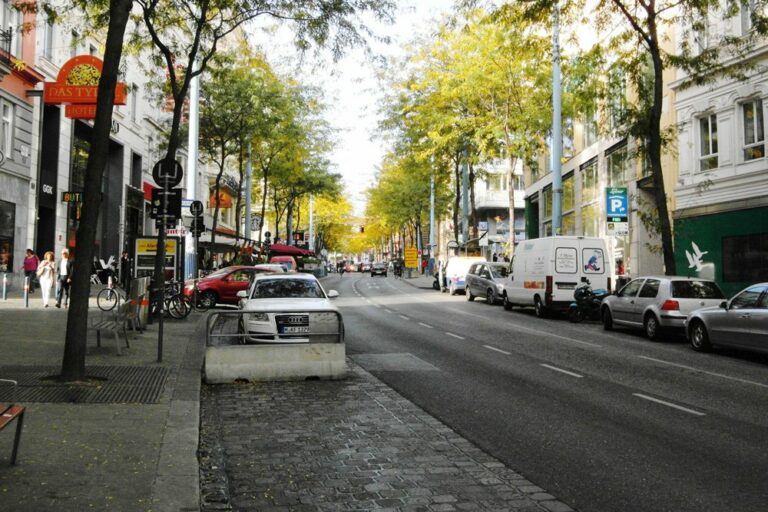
[671,280,725,299]
[1,100,13,160]
[0,199,14,273]
[581,204,599,237]
[42,16,54,59]
[722,232,768,282]
[741,0,755,34]
[729,286,763,309]
[561,173,575,235]
[131,86,138,123]
[563,118,574,159]
[70,30,79,57]
[583,110,598,147]
[606,144,628,186]
[543,186,552,218]
[583,248,605,274]
[699,114,718,170]
[638,279,660,298]
[487,174,504,192]
[608,67,627,131]
[694,17,709,54]
[581,159,598,203]
[618,279,643,298]
[742,99,764,161]
[555,247,577,274]
[562,173,574,211]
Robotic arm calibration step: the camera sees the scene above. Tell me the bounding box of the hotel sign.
[43,55,126,119]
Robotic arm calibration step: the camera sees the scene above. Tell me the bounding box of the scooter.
[568,278,610,323]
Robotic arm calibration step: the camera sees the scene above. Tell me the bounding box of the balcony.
[0,28,11,81]
[475,188,525,210]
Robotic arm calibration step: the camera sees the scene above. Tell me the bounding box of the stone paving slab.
[200,361,574,512]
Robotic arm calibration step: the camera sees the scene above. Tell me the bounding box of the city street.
[324,273,768,512]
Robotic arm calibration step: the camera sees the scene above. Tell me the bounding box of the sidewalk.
[0,291,203,512]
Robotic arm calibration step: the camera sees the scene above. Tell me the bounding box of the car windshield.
[671,280,725,299]
[250,278,325,299]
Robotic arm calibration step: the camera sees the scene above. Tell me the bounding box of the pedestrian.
[56,249,73,308]
[36,251,56,308]
[23,249,40,293]
[120,250,131,289]
[492,252,498,262]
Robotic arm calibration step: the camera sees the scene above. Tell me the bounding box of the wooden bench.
[0,379,25,465]
[91,302,132,355]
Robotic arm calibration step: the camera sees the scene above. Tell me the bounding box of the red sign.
[43,55,127,119]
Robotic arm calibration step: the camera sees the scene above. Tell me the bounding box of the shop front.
[674,206,768,297]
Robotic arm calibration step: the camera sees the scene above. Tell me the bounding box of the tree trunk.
[209,162,226,268]
[469,162,477,240]
[234,143,244,241]
[507,155,517,257]
[61,0,133,382]
[453,151,460,241]
[258,164,269,244]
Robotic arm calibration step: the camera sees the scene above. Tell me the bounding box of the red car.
[183,264,284,308]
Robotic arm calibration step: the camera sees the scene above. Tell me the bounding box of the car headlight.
[496,283,504,293]
[246,312,269,322]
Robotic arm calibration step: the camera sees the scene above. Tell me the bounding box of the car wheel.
[503,294,512,311]
[689,320,712,352]
[486,289,495,305]
[237,317,247,344]
[644,313,662,341]
[602,308,613,330]
[466,288,475,301]
[534,297,546,318]
[569,307,583,323]
[199,290,217,309]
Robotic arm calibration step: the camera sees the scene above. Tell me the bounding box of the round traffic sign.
[189,200,204,216]
[152,159,183,188]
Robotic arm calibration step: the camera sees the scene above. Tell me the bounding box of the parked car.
[465,262,510,305]
[361,263,372,272]
[269,255,298,272]
[686,282,768,353]
[344,262,357,272]
[236,273,343,344]
[601,276,726,340]
[371,262,387,277]
[503,236,613,317]
[444,256,486,295]
[183,264,284,308]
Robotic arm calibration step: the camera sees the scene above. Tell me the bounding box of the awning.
[197,232,237,246]
[269,243,315,257]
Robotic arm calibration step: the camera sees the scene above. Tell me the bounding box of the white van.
[443,256,486,295]
[502,236,613,317]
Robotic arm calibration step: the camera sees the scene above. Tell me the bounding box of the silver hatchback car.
[601,276,726,341]
[465,262,510,305]
[686,283,768,353]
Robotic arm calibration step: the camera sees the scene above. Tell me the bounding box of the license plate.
[281,326,310,334]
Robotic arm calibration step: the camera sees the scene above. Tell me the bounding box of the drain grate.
[0,365,169,404]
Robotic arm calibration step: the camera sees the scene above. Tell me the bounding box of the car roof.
[251,272,318,282]
[253,264,286,271]
[628,275,719,282]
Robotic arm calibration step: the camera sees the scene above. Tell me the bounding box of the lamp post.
[551,0,563,235]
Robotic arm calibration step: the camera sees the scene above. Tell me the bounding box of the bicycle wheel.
[167,295,190,319]
[97,288,118,311]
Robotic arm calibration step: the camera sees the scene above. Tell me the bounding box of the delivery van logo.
[584,254,601,272]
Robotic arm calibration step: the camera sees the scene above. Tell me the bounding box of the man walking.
[56,249,73,308]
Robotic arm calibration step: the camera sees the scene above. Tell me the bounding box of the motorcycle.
[568,278,610,323]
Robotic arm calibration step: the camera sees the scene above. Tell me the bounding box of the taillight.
[545,275,553,305]
[661,300,680,311]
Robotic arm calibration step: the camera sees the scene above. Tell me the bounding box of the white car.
[236,273,343,344]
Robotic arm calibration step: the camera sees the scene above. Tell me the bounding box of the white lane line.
[484,345,511,356]
[399,314,409,320]
[385,309,394,314]
[638,355,768,389]
[445,332,465,340]
[418,322,434,329]
[540,364,583,378]
[633,393,706,417]
[374,305,381,309]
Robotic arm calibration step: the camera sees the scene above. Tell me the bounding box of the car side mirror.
[719,300,728,310]
[327,290,339,298]
[236,290,247,299]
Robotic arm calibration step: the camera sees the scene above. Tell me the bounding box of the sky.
[247,0,455,215]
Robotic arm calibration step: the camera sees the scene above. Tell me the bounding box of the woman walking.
[36,251,56,308]
[23,249,39,293]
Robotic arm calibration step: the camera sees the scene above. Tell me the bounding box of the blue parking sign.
[606,187,628,221]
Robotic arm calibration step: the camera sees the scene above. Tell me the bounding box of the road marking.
[540,364,583,378]
[399,314,409,320]
[445,332,464,340]
[633,393,706,416]
[483,345,511,356]
[385,309,393,314]
[418,322,433,329]
[638,356,768,389]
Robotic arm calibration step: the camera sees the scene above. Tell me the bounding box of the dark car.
[183,265,284,308]
[371,262,387,277]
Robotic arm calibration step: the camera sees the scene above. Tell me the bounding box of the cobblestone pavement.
[199,361,574,512]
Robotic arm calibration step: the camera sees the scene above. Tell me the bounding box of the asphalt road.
[328,272,768,512]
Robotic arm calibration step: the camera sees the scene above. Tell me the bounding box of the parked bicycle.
[149,280,191,319]
[96,268,125,311]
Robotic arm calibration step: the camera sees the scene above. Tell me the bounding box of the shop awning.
[269,243,315,257]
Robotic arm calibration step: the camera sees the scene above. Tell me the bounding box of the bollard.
[2,273,6,301]
[24,275,29,308]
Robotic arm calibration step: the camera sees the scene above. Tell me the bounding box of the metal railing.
[205,309,344,347]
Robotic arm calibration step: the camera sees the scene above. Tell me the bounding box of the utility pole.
[186,71,200,278]
[551,0,563,235]
[309,195,314,252]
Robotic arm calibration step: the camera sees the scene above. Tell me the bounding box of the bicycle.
[148,281,191,319]
[96,269,126,311]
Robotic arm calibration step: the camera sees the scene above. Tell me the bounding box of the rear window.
[555,248,577,274]
[251,278,325,299]
[671,280,725,299]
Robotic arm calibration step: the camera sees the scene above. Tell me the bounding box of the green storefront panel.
[674,207,768,297]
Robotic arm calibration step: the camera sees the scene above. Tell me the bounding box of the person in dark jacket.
[56,249,74,308]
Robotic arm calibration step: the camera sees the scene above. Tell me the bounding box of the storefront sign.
[404,246,418,269]
[43,55,127,120]
[61,191,82,203]
[134,236,181,280]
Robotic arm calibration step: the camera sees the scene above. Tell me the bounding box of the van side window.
[582,248,605,274]
[555,247,577,273]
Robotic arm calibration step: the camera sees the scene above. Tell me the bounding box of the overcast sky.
[247,0,454,215]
